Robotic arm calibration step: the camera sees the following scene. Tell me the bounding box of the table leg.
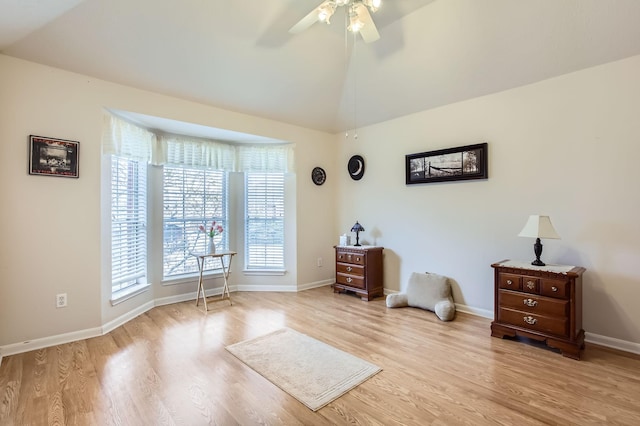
[196,256,208,312]
[221,255,233,305]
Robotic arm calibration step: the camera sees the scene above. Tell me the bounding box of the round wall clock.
[348,155,365,180]
[311,167,326,185]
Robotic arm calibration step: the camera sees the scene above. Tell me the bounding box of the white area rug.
[225,328,382,411]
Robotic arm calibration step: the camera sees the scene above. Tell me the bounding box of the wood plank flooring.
[2,286,640,425]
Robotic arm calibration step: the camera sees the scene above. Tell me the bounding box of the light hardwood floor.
[1,286,640,425]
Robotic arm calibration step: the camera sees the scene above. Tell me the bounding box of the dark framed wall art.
[406,142,487,185]
[29,135,79,178]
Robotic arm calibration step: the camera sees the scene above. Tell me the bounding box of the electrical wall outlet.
[56,293,67,308]
[317,257,323,267]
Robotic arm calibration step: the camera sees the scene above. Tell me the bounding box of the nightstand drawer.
[541,279,569,299]
[336,251,366,266]
[498,307,568,337]
[336,273,365,289]
[336,263,364,276]
[499,273,522,291]
[522,276,539,294]
[499,290,568,317]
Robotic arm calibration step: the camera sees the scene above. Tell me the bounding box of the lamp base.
[532,237,545,266]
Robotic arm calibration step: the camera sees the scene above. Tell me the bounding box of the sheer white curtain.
[103,113,295,172]
[160,134,236,170]
[102,114,155,161]
[158,135,294,173]
[237,144,295,173]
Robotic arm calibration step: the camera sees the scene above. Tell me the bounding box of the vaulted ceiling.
[2,0,640,134]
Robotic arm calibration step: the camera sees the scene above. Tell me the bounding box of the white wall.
[0,54,338,348]
[337,54,640,346]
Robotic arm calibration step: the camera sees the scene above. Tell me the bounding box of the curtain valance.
[103,113,295,173]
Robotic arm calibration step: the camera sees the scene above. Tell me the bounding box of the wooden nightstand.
[491,259,585,359]
[333,246,384,301]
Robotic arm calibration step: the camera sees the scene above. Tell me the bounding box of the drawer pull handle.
[506,279,513,285]
[346,277,352,283]
[356,257,361,262]
[526,281,535,289]
[523,316,537,325]
[523,298,538,307]
[551,286,558,292]
[346,266,352,272]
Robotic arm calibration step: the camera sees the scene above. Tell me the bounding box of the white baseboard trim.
[381,290,494,319]
[0,326,103,359]
[297,279,333,291]
[455,303,493,319]
[2,286,639,361]
[102,300,155,335]
[154,287,228,307]
[585,332,640,355]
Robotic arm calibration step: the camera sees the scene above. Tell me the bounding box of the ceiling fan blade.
[289,1,331,34]
[355,3,380,43]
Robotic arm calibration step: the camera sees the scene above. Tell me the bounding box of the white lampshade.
[518,215,560,239]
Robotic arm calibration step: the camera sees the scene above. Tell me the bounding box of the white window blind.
[245,173,285,269]
[163,165,228,278]
[111,156,147,292]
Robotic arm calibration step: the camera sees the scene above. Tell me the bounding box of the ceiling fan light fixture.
[289,0,381,42]
[318,4,336,24]
[363,0,381,13]
[348,14,365,33]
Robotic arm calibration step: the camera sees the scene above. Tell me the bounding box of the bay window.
[103,113,294,299]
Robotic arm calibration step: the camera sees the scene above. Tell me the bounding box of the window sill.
[243,269,287,276]
[111,283,151,306]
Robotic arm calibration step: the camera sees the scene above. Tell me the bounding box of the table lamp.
[350,221,365,246]
[518,215,560,266]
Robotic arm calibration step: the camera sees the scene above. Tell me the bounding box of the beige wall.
[2,52,639,352]
[0,54,337,348]
[336,54,640,346]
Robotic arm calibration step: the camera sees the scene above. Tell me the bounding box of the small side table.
[195,250,236,312]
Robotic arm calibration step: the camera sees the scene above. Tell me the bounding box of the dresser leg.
[490,322,516,339]
[547,330,585,360]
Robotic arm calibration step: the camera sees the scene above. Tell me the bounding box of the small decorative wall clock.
[311,166,326,185]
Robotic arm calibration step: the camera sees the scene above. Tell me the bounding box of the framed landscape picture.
[406,142,487,185]
[29,135,79,178]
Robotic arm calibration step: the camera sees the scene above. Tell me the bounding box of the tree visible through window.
[163,166,227,278]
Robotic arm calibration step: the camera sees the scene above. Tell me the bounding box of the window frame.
[244,172,286,272]
[109,155,150,303]
[162,165,229,280]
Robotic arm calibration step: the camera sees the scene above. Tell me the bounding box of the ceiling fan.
[289,0,382,43]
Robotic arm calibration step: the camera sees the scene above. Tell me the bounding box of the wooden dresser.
[333,246,384,301]
[491,260,585,359]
